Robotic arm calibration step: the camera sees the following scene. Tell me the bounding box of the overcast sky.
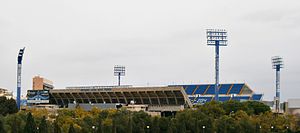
[0,0,300,101]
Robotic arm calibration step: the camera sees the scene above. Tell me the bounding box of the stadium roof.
[49,86,193,108]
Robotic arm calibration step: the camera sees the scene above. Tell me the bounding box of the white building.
[0,88,13,99]
[287,99,300,117]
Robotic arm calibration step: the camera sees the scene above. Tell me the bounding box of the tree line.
[0,96,299,133]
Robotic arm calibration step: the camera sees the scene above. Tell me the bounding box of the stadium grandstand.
[26,76,263,113]
[46,86,193,112]
[170,83,263,105]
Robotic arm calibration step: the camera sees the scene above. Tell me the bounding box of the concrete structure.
[33,76,54,90]
[287,99,300,117]
[49,86,192,113]
[68,103,117,110]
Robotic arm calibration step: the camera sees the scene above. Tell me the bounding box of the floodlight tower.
[272,56,283,113]
[206,29,228,102]
[114,65,125,86]
[17,47,25,110]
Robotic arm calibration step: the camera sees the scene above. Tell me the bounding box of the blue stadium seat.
[219,96,231,102]
[229,84,244,94]
[219,84,231,94]
[184,85,197,95]
[252,94,263,101]
[232,96,250,101]
[205,85,215,94]
[194,85,208,95]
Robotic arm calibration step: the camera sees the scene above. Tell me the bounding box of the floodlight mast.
[114,65,125,86]
[206,29,227,102]
[272,56,283,113]
[17,47,25,110]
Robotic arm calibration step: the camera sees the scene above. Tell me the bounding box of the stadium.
[27,76,263,114]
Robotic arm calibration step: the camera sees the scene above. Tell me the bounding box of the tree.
[38,116,48,133]
[221,100,249,115]
[200,101,225,118]
[178,121,186,133]
[7,98,18,114]
[96,120,102,133]
[53,120,61,133]
[4,113,25,133]
[151,117,159,133]
[169,118,178,133]
[216,115,239,133]
[102,118,112,133]
[127,114,133,133]
[245,101,271,115]
[24,112,37,133]
[68,124,75,133]
[0,97,18,116]
[0,117,6,133]
[234,111,255,133]
[132,111,150,133]
[159,117,169,133]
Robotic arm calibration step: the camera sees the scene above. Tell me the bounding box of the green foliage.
[0,101,297,133]
[131,111,150,133]
[23,112,37,133]
[38,116,48,133]
[151,117,159,133]
[4,113,25,133]
[68,124,75,133]
[245,101,271,115]
[0,97,18,116]
[53,120,61,133]
[0,116,6,133]
[221,101,271,115]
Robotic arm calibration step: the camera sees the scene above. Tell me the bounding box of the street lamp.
[146,125,150,133]
[272,56,283,113]
[92,125,96,133]
[16,47,25,110]
[202,125,206,133]
[114,65,125,86]
[206,29,228,101]
[271,125,274,132]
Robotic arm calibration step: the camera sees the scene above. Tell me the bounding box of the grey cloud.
[1,0,300,101]
[241,8,300,28]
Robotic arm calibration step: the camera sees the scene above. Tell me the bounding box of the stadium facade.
[27,78,263,113]
[26,75,264,114]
